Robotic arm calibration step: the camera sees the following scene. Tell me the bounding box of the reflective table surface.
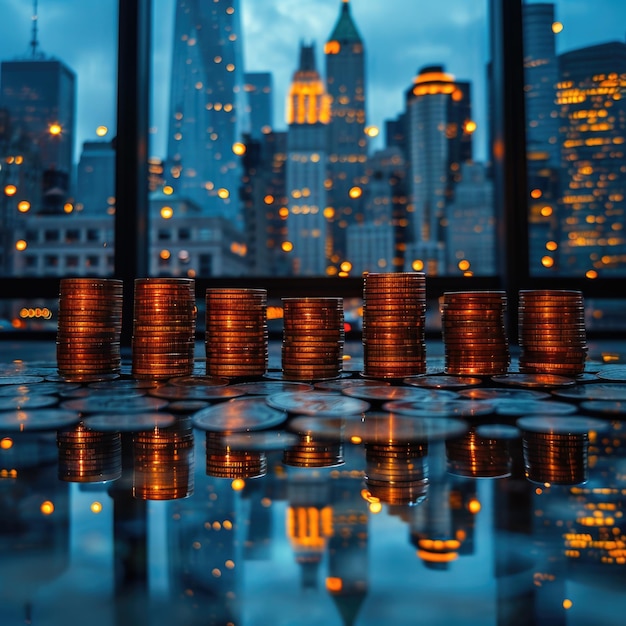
[1,340,626,626]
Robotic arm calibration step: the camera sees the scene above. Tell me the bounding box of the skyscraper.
[285,43,331,276]
[166,0,248,224]
[403,66,473,275]
[522,2,562,276]
[324,0,367,265]
[244,72,273,140]
[1,15,76,215]
[557,41,626,276]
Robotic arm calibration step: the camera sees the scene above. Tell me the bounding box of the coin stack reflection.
[446,429,512,478]
[132,278,196,380]
[205,431,267,479]
[132,418,195,500]
[57,422,122,483]
[56,278,123,381]
[521,430,589,485]
[518,289,587,376]
[283,432,344,468]
[281,297,344,381]
[205,288,268,378]
[441,291,510,376]
[364,441,429,505]
[362,272,426,379]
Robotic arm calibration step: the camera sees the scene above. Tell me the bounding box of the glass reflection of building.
[166,0,249,224]
[557,41,626,277]
[402,65,473,275]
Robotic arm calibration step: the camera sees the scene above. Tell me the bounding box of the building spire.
[328,0,362,44]
[30,0,40,58]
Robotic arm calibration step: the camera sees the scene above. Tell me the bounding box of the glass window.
[149,0,492,279]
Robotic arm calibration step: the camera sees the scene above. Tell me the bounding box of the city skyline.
[2,0,625,166]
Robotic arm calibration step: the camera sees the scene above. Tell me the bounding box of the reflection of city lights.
[349,186,362,199]
[49,123,62,135]
[17,200,30,212]
[546,240,558,251]
[281,241,293,252]
[468,498,481,514]
[217,188,229,199]
[412,259,424,271]
[0,437,12,450]
[540,205,553,217]
[530,188,542,199]
[40,501,55,515]
[323,207,335,219]
[231,478,245,491]
[163,185,174,195]
[96,125,108,137]
[15,240,27,251]
[160,249,171,260]
[541,256,554,268]
[365,125,379,138]
[64,203,74,213]
[458,259,470,271]
[264,194,274,204]
[91,501,103,514]
[552,21,564,34]
[340,261,352,272]
[586,269,598,279]
[464,120,477,133]
[232,142,246,155]
[4,184,17,196]
[161,206,174,219]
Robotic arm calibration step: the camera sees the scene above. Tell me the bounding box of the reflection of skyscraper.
[166,0,248,223]
[557,42,626,276]
[285,43,331,276]
[403,66,473,275]
[324,0,367,264]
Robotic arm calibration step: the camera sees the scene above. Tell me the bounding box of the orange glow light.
[49,123,62,136]
[349,186,362,199]
[40,501,55,515]
[4,184,17,196]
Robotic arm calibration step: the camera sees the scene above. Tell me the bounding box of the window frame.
[0,0,623,340]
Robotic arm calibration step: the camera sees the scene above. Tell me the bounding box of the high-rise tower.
[166,0,248,224]
[557,41,626,276]
[403,66,473,275]
[285,43,331,275]
[324,0,367,265]
[0,3,76,214]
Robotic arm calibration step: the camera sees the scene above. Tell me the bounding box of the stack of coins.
[364,441,429,505]
[57,422,122,483]
[132,278,197,380]
[205,288,268,378]
[132,418,195,500]
[281,297,344,381]
[205,431,267,479]
[441,291,510,376]
[362,272,427,379]
[446,429,512,478]
[56,278,123,382]
[518,289,587,376]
